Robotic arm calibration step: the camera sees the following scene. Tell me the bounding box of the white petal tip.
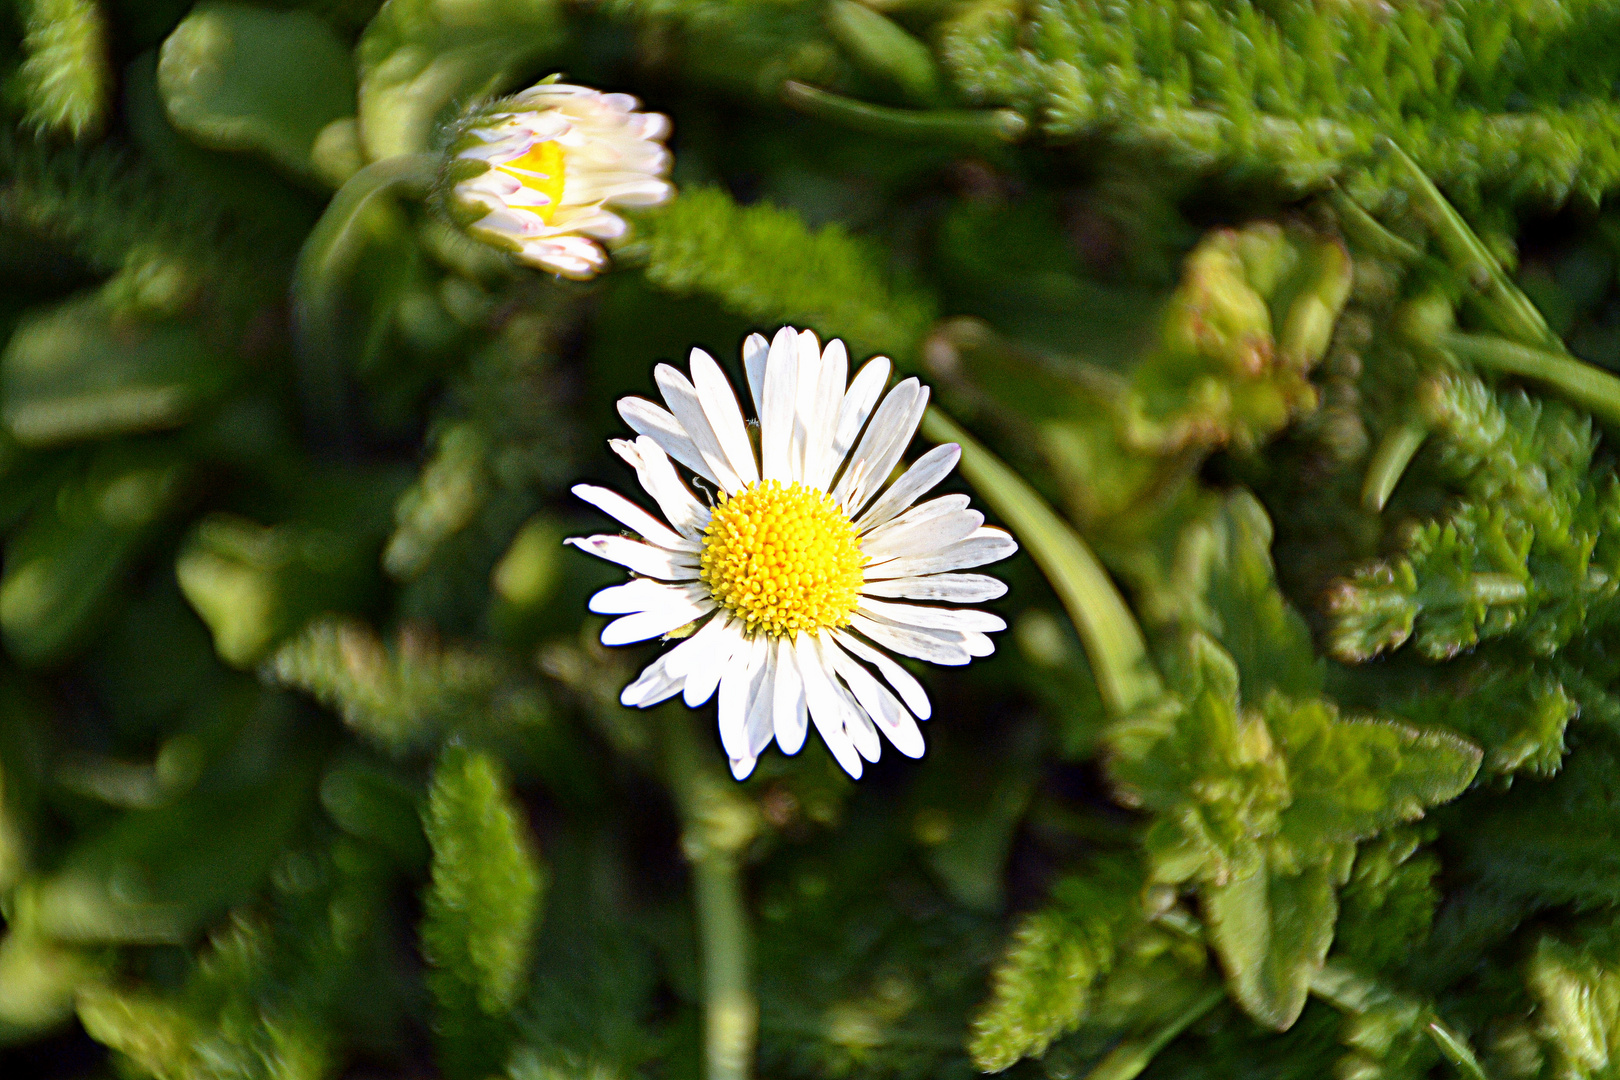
[729,756,758,781]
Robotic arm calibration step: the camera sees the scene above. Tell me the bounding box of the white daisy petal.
[841,384,931,519]
[962,631,996,658]
[617,397,719,486]
[688,348,761,486]
[860,573,1009,603]
[589,577,706,615]
[842,683,882,764]
[804,339,848,489]
[743,333,770,415]
[823,634,924,758]
[746,638,779,758]
[828,357,892,484]
[620,650,687,707]
[848,612,973,665]
[773,636,809,754]
[831,379,922,512]
[655,364,746,494]
[862,494,971,541]
[572,484,694,551]
[718,636,764,760]
[830,629,933,720]
[730,754,758,781]
[862,509,984,563]
[862,527,1018,578]
[856,597,1007,633]
[601,597,716,645]
[760,326,800,483]
[565,535,700,580]
[611,437,710,540]
[665,613,733,680]
[854,443,963,532]
[791,329,824,482]
[683,618,746,707]
[794,636,864,778]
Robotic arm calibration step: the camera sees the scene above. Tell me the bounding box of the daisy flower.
[567,327,1018,780]
[447,81,674,279]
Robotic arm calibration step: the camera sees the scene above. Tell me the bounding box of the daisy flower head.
[446,80,674,280]
[567,327,1018,781]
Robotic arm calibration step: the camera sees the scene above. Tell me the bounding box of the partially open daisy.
[447,81,673,279]
[567,327,1017,780]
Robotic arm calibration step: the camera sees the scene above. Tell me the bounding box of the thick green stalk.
[920,408,1162,717]
[662,710,760,1080]
[1439,331,1620,430]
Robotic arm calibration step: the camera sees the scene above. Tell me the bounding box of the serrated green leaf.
[631,187,939,365]
[1266,693,1481,857]
[422,746,546,1080]
[968,857,1144,1071]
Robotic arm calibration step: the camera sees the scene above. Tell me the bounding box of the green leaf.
[16,752,319,944]
[1332,829,1441,975]
[17,0,110,139]
[2,292,231,447]
[0,447,192,665]
[176,513,379,669]
[269,617,548,756]
[291,153,437,440]
[1107,634,1288,888]
[158,3,357,186]
[631,187,939,366]
[422,746,547,1080]
[383,423,493,581]
[1201,849,1343,1031]
[1266,693,1481,857]
[968,857,1145,1071]
[355,0,565,162]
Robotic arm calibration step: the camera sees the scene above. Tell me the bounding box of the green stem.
[1425,1015,1490,1080]
[662,710,759,1080]
[292,153,439,444]
[1438,330,1620,429]
[1383,139,1561,352]
[921,408,1163,718]
[1326,187,1424,265]
[1310,963,1487,1080]
[1084,987,1224,1080]
[1361,418,1429,512]
[781,81,1027,146]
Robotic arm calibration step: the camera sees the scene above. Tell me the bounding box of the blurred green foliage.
[11,3,1620,1080]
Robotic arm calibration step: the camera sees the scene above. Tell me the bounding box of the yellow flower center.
[497,139,567,224]
[700,481,867,638]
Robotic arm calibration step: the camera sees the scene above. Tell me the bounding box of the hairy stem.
[662,709,759,1080]
[921,407,1163,717]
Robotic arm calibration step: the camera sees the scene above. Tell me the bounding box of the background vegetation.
[7,3,1620,1080]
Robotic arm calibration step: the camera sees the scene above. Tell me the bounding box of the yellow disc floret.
[496,139,567,224]
[700,480,866,637]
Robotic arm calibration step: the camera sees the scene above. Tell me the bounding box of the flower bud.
[447,80,675,279]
